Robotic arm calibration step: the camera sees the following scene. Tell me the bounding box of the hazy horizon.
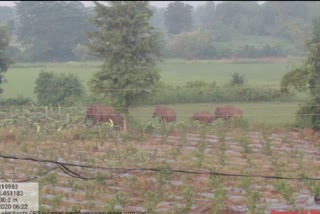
[0,1,265,8]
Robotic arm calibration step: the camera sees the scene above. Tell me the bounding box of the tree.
[194,2,215,30]
[150,6,166,33]
[34,71,85,106]
[0,23,14,94]
[16,1,93,62]
[281,17,320,129]
[164,1,193,35]
[172,30,210,59]
[214,2,259,35]
[87,1,162,134]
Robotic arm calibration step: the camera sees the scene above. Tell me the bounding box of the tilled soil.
[1,130,320,213]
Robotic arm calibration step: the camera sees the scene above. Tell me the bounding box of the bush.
[295,101,320,130]
[231,73,244,86]
[0,96,33,106]
[34,71,85,106]
[143,81,292,105]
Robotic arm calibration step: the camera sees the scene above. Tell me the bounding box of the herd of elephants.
[84,105,243,129]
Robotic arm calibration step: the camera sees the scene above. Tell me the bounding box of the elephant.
[214,106,243,121]
[85,105,121,128]
[193,111,214,124]
[152,107,176,123]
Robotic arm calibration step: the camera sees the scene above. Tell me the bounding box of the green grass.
[160,62,290,86]
[0,60,309,125]
[130,102,301,125]
[2,59,303,99]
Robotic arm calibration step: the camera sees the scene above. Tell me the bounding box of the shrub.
[231,73,244,86]
[0,96,33,106]
[295,102,318,129]
[34,71,85,106]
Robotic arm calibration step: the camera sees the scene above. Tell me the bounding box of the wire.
[0,154,320,181]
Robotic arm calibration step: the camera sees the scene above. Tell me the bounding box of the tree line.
[1,1,320,62]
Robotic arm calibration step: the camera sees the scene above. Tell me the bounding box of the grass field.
[2,59,303,99]
[131,102,301,126]
[1,59,308,126]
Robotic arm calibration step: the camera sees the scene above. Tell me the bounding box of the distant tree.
[165,1,193,35]
[194,2,215,30]
[214,2,259,35]
[16,1,93,62]
[150,6,166,33]
[172,30,210,59]
[87,1,162,133]
[0,24,14,94]
[281,18,320,129]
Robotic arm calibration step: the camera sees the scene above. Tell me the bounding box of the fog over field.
[1,1,320,213]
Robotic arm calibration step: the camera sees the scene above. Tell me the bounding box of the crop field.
[2,59,303,99]
[1,59,319,213]
[0,106,320,213]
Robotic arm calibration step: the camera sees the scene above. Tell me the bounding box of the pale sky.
[0,1,265,8]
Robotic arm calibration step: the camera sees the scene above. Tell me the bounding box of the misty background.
[0,1,317,62]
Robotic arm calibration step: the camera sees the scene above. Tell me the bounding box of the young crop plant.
[239,135,252,155]
[298,154,320,199]
[174,176,194,214]
[271,152,286,176]
[209,174,228,213]
[239,176,269,214]
[51,193,65,210]
[217,136,228,167]
[159,121,171,144]
[155,167,173,200]
[192,140,207,168]
[143,190,161,214]
[114,192,131,210]
[261,134,272,156]
[175,121,189,144]
[199,123,209,140]
[39,172,58,186]
[273,179,297,209]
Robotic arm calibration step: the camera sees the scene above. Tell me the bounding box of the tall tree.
[214,1,260,35]
[165,1,193,35]
[15,1,93,62]
[87,1,162,133]
[150,6,166,33]
[0,24,14,94]
[281,17,320,129]
[194,2,215,30]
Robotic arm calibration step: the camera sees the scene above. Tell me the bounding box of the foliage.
[193,2,215,30]
[165,1,193,35]
[87,1,162,132]
[0,23,14,94]
[15,1,93,62]
[171,30,211,59]
[281,17,320,129]
[145,82,292,105]
[209,175,227,213]
[231,73,244,86]
[0,96,33,106]
[34,71,85,106]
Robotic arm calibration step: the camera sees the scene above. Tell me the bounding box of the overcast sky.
[0,1,265,8]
